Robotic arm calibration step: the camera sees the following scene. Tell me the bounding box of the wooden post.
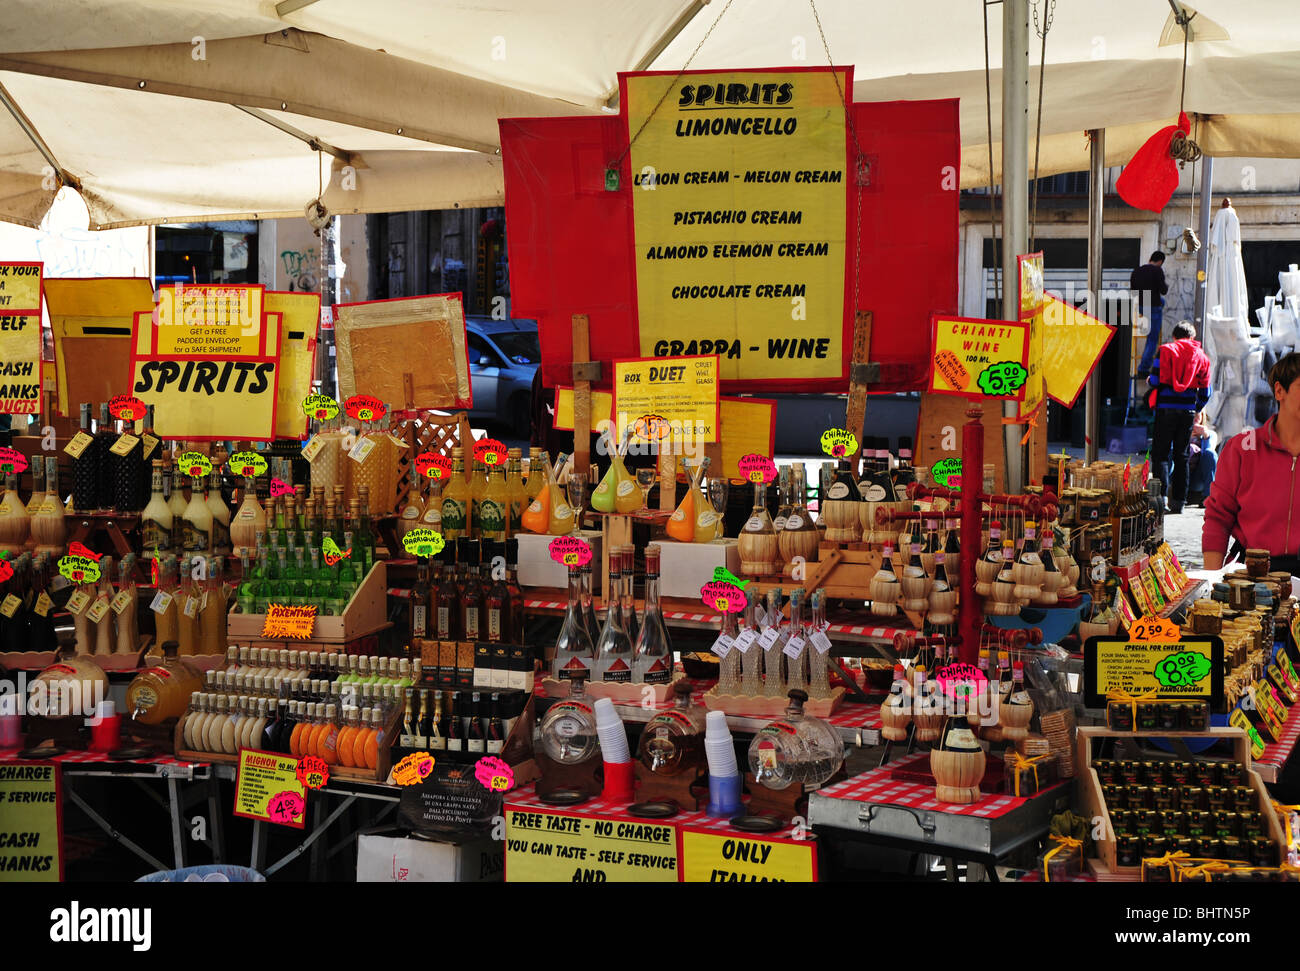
[844,311,873,476]
[571,314,592,475]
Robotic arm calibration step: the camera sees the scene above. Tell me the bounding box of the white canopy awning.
[1,0,1300,227]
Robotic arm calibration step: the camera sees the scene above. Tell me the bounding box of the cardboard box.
[357,827,503,882]
[516,530,602,591]
[658,538,741,600]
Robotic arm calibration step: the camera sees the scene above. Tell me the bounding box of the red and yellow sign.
[928,315,1031,401]
[679,827,817,882]
[1043,295,1115,409]
[234,749,306,829]
[613,355,719,445]
[0,262,44,415]
[261,604,317,640]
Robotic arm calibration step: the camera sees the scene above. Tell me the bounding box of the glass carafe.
[539,676,599,764]
[666,457,713,543]
[637,683,705,775]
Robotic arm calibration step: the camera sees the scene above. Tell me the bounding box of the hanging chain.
[1029,0,1055,250]
[608,0,736,171]
[810,0,867,319]
[983,0,1001,311]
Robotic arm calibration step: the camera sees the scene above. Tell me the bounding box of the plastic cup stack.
[705,710,739,778]
[593,697,631,763]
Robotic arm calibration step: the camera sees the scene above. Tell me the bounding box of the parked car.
[465,316,540,437]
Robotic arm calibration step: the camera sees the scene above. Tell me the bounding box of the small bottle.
[466,691,486,754]
[595,549,634,682]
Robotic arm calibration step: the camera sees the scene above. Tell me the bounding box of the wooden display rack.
[701,685,845,719]
[64,511,140,561]
[226,562,389,645]
[1076,725,1287,882]
[539,674,687,705]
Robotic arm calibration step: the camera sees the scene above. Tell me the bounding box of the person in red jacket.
[1147,321,1211,513]
[1203,352,1300,572]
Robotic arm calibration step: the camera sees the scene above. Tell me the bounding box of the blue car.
[465,316,540,438]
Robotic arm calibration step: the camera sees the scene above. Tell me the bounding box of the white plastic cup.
[95,700,116,720]
[706,710,730,738]
[593,698,631,763]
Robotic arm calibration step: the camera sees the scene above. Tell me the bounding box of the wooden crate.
[1076,725,1286,881]
[226,562,388,644]
[750,546,884,601]
[539,675,686,705]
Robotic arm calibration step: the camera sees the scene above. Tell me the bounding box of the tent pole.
[1001,0,1030,491]
[1194,155,1214,330]
[1085,128,1105,463]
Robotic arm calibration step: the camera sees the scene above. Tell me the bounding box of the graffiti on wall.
[280,248,319,292]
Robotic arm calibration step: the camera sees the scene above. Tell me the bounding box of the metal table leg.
[167,777,186,869]
[207,777,226,863]
[65,784,169,873]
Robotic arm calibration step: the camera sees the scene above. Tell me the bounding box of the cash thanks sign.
[0,762,63,881]
[0,262,44,414]
[130,283,282,440]
[500,67,960,394]
[928,315,1031,402]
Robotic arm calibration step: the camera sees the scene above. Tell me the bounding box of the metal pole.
[1001,0,1030,491]
[1085,129,1105,463]
[1194,155,1214,330]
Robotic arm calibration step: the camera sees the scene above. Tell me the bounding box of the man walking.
[1148,321,1211,514]
[1132,250,1169,378]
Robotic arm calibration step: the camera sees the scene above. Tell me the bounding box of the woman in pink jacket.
[1203,353,1300,571]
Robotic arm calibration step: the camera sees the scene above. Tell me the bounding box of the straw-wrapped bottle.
[869,543,901,617]
[821,460,862,543]
[777,464,819,564]
[737,480,780,576]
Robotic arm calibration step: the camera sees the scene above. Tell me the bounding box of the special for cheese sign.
[130,283,282,440]
[0,262,44,415]
[624,68,849,383]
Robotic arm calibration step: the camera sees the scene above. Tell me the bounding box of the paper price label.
[757,627,781,650]
[734,629,758,653]
[86,596,111,623]
[149,590,174,615]
[63,431,93,459]
[0,594,20,618]
[182,596,199,619]
[141,433,160,460]
[783,635,806,659]
[348,436,376,463]
[754,605,768,628]
[302,393,340,420]
[809,630,833,654]
[110,590,133,615]
[34,591,54,617]
[712,634,735,658]
[109,433,140,457]
[301,436,325,462]
[820,428,858,460]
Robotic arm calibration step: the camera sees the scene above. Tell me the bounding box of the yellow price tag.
[109,433,140,457]
[0,594,20,618]
[63,431,93,459]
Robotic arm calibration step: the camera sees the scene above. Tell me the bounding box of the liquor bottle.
[94,403,116,510]
[182,471,213,554]
[168,460,190,552]
[822,459,863,543]
[1036,527,1062,604]
[400,688,421,758]
[200,556,226,654]
[761,588,786,698]
[595,548,634,682]
[928,551,956,627]
[894,436,916,490]
[942,514,962,578]
[71,403,99,512]
[900,530,932,612]
[579,560,600,646]
[253,547,273,614]
[441,447,470,541]
[590,428,640,514]
[355,487,376,577]
[505,448,527,537]
[411,562,429,639]
[666,457,712,543]
[479,463,508,542]
[109,412,143,512]
[461,540,484,643]
[807,590,832,699]
[997,649,1014,702]
[738,587,764,697]
[738,479,780,577]
[466,691,486,754]
[1012,518,1044,602]
[619,545,638,646]
[777,464,819,564]
[505,538,525,644]
[486,542,509,643]
[427,691,446,752]
[0,474,29,555]
[937,710,982,752]
[444,691,464,756]
[136,406,159,506]
[469,459,487,538]
[785,588,808,695]
[486,693,506,754]
[633,544,672,684]
[421,476,443,534]
[773,465,793,532]
[30,457,64,558]
[206,470,231,555]
[136,459,173,560]
[552,565,595,681]
[154,555,181,648]
[229,477,264,557]
[859,438,898,503]
[397,479,424,541]
[525,447,545,502]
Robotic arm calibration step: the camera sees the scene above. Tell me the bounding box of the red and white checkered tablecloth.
[815,752,1033,818]
[1258,711,1300,773]
[0,747,207,770]
[506,783,803,841]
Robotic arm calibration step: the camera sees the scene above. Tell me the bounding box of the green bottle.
[236,551,256,614]
[292,549,310,606]
[310,548,329,614]
[274,549,290,599]
[253,550,272,614]
[356,489,376,578]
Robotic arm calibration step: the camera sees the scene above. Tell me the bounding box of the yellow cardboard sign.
[131,304,282,442]
[1042,294,1115,409]
[679,828,817,882]
[505,807,679,882]
[626,69,848,383]
[265,291,320,440]
[1229,709,1266,759]
[0,313,42,415]
[261,604,317,640]
[0,761,62,881]
[552,387,614,433]
[720,396,777,480]
[233,749,306,828]
[929,316,1031,401]
[613,354,718,446]
[0,262,42,313]
[45,276,153,419]
[151,284,264,355]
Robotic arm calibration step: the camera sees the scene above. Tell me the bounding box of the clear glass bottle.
[620,544,639,647]
[807,591,832,699]
[594,548,634,682]
[716,607,742,695]
[739,586,764,697]
[552,566,595,682]
[637,682,705,775]
[579,560,600,647]
[785,589,808,695]
[539,675,599,764]
[632,544,672,683]
[762,587,786,698]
